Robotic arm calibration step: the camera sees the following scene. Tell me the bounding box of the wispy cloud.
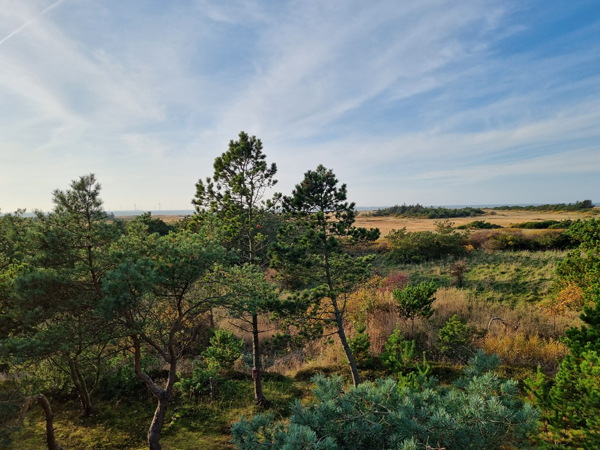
[0,0,598,210]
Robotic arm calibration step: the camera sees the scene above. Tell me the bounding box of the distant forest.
[369,204,485,219]
[370,200,595,219]
[490,200,594,212]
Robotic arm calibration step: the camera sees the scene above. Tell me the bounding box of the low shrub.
[510,219,572,229]
[456,220,502,230]
[386,227,466,263]
[468,229,573,251]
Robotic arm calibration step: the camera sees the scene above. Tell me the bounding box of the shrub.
[393,281,437,337]
[386,227,466,263]
[436,314,471,361]
[456,220,502,230]
[175,367,220,400]
[379,328,416,375]
[348,323,372,368]
[202,329,245,370]
[231,351,539,450]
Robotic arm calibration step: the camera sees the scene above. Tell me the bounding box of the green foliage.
[386,227,466,263]
[468,229,573,251]
[379,328,415,375]
[555,218,600,297]
[393,281,437,335]
[192,131,279,267]
[175,367,221,399]
[436,314,471,361]
[202,330,245,370]
[270,165,379,386]
[510,220,572,229]
[128,212,175,236]
[231,351,538,450]
[0,174,125,415]
[347,323,371,368]
[527,293,600,447]
[456,220,502,229]
[491,200,594,212]
[371,204,485,218]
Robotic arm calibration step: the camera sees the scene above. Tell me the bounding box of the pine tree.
[191,131,282,404]
[269,165,379,386]
[527,292,600,448]
[0,175,124,416]
[232,351,538,450]
[393,281,437,338]
[103,225,228,450]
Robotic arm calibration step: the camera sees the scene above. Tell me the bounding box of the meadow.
[5,225,581,449]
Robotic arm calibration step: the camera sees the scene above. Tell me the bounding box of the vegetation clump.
[232,351,538,450]
[371,203,485,218]
[491,200,594,212]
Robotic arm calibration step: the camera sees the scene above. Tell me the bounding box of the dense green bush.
[436,314,472,362]
[202,329,245,370]
[386,227,466,263]
[232,351,538,450]
[175,367,220,400]
[95,357,148,402]
[527,293,600,447]
[456,220,502,230]
[371,204,485,218]
[379,328,416,375]
[348,323,372,368]
[510,220,572,229]
[468,229,573,251]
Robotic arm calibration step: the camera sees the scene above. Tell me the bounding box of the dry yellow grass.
[354,209,597,236]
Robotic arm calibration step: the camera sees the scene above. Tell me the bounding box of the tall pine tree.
[191,131,282,404]
[270,165,379,386]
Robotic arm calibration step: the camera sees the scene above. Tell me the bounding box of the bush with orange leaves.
[542,282,587,319]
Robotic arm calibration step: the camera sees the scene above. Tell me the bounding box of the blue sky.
[1,0,599,211]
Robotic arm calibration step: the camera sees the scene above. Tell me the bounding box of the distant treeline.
[491,200,594,212]
[370,204,485,219]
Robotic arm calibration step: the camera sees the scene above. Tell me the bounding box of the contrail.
[0,0,68,47]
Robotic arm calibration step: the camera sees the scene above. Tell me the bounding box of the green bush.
[371,204,485,218]
[202,329,245,370]
[456,220,502,230]
[511,220,572,229]
[436,314,471,362]
[379,328,416,375]
[175,367,220,399]
[386,227,466,263]
[232,351,539,450]
[348,323,372,368]
[96,356,148,401]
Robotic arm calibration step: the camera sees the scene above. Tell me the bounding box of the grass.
[380,249,566,305]
[9,378,314,450]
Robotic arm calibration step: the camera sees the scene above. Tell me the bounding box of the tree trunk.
[147,393,169,450]
[37,394,64,450]
[132,336,177,450]
[67,357,93,416]
[252,313,266,405]
[332,297,361,387]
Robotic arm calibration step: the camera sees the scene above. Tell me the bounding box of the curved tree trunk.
[252,313,266,405]
[132,337,177,450]
[332,297,360,387]
[37,394,64,450]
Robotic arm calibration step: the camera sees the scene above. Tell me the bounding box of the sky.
[1,0,599,212]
